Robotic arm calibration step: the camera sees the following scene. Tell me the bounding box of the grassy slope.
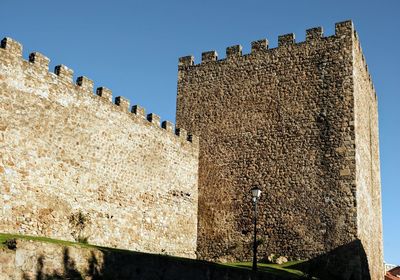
[0,233,307,279]
[0,232,96,249]
[224,261,308,279]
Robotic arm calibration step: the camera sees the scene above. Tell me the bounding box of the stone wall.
[176,20,383,278]
[353,32,384,280]
[0,38,199,258]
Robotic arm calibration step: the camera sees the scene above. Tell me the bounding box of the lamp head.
[251,186,261,202]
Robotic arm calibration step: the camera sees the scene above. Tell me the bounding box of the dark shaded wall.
[0,240,292,280]
[291,239,371,280]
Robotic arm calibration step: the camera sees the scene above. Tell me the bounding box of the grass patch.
[0,233,97,250]
[0,233,203,262]
[0,232,215,268]
[223,261,309,279]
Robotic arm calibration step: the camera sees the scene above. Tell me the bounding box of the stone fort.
[0,20,383,279]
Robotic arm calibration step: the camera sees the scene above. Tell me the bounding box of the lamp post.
[251,186,261,272]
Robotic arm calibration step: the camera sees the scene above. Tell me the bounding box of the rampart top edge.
[178,21,354,67]
[0,37,199,147]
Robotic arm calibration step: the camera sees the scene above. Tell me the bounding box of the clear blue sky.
[1,0,399,264]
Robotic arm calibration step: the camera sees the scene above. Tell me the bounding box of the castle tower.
[176,21,383,279]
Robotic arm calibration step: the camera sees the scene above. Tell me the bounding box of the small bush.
[256,238,265,247]
[267,253,278,263]
[77,236,89,244]
[68,211,91,243]
[3,238,17,250]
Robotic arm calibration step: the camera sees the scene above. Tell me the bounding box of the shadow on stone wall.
[287,239,370,280]
[18,239,369,280]
[23,248,88,280]
[21,246,295,280]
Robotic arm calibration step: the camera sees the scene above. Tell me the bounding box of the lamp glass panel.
[251,187,261,199]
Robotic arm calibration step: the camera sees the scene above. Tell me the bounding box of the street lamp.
[251,186,261,272]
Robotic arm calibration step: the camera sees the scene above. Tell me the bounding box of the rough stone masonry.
[0,20,383,280]
[0,37,199,258]
[176,20,383,279]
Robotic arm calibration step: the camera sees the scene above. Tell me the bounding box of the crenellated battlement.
[226,45,242,59]
[29,52,50,69]
[1,37,23,56]
[54,64,74,82]
[278,33,295,46]
[305,27,323,41]
[0,37,198,146]
[178,21,357,67]
[251,39,268,52]
[76,76,94,93]
[177,20,375,97]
